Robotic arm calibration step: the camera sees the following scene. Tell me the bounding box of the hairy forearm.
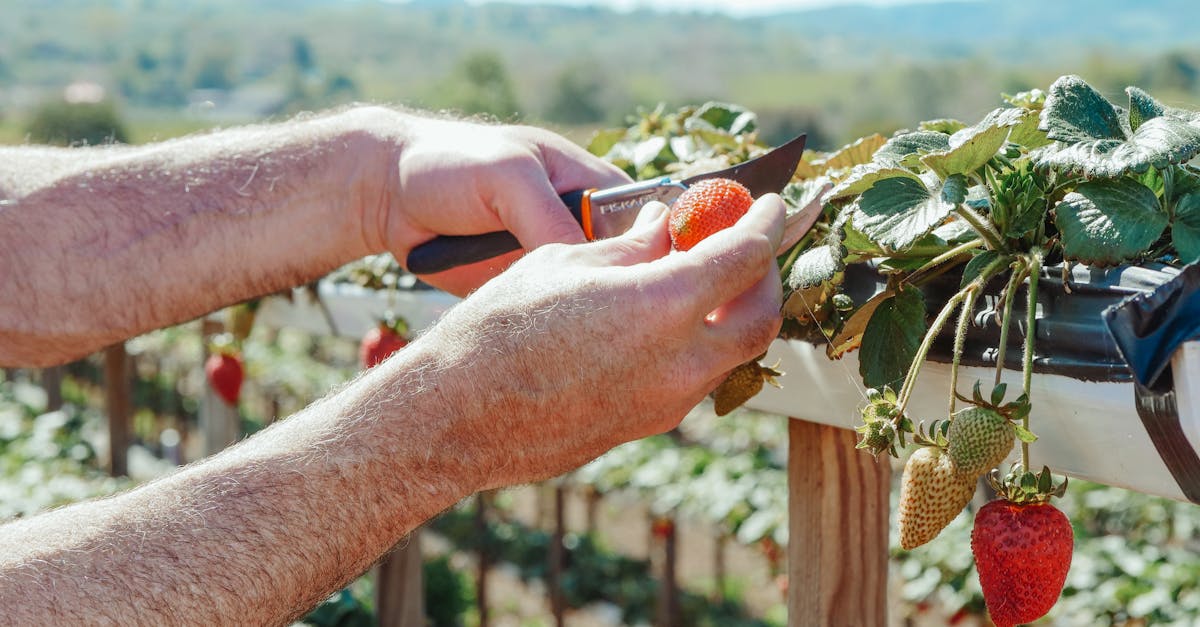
[0,107,401,366]
[0,339,483,625]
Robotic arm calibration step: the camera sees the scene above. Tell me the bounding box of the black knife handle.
[405,190,588,275]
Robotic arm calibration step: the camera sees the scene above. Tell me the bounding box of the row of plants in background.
[585,75,1200,624]
[430,502,770,627]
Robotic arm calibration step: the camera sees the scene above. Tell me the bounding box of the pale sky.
[463,0,952,16]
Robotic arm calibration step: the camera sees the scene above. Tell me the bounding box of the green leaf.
[827,163,922,201]
[842,222,887,259]
[632,136,669,172]
[1126,85,1200,130]
[919,118,967,134]
[787,244,844,290]
[931,215,976,243]
[686,102,757,135]
[990,383,1007,406]
[821,134,887,170]
[587,128,626,157]
[1003,88,1046,110]
[1039,74,1128,145]
[1014,423,1039,444]
[1127,86,1167,132]
[941,173,968,204]
[859,286,926,390]
[1037,466,1054,493]
[1037,116,1200,178]
[1055,178,1167,265]
[1171,192,1200,264]
[1051,115,1200,176]
[960,250,1003,288]
[1007,108,1053,149]
[873,131,951,168]
[853,175,955,251]
[1036,77,1200,177]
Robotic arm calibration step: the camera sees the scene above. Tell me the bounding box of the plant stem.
[993,260,1029,386]
[896,289,968,418]
[1021,251,1042,470]
[905,239,985,287]
[895,257,1006,418]
[949,286,978,416]
[954,204,1005,251]
[777,235,809,282]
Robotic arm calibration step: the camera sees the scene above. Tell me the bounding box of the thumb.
[588,201,672,266]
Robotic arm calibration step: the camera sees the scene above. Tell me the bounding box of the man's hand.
[0,106,630,365]
[0,188,785,625]
[418,193,786,486]
[376,113,632,295]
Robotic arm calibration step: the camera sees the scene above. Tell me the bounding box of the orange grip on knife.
[579,189,596,241]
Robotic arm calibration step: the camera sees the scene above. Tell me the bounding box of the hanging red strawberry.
[359,316,410,368]
[205,350,244,406]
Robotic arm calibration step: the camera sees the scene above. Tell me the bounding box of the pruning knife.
[405,133,808,275]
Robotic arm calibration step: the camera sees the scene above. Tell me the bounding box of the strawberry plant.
[590,74,1200,624]
[777,74,1200,623]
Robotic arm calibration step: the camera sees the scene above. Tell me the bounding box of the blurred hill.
[0,0,1198,148]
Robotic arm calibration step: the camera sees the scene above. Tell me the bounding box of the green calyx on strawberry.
[972,466,1073,627]
[668,178,754,251]
[205,338,244,407]
[360,314,410,368]
[854,386,913,458]
[712,356,783,416]
[939,381,1038,478]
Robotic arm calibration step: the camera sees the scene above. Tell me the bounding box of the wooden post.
[584,485,600,535]
[787,419,890,626]
[199,320,239,456]
[41,366,63,411]
[375,529,425,627]
[476,492,490,627]
[548,483,566,626]
[104,344,130,477]
[654,516,680,627]
[713,532,727,603]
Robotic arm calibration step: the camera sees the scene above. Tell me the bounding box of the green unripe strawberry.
[947,406,1015,479]
[898,446,976,549]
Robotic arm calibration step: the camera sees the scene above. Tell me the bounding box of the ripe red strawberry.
[668,178,754,251]
[360,321,409,368]
[205,352,244,406]
[650,516,675,540]
[972,500,1073,627]
[898,445,976,549]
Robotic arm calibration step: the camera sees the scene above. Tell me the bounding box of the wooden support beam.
[787,419,891,626]
[476,492,490,627]
[41,365,63,411]
[104,344,130,477]
[375,530,425,627]
[549,483,566,627]
[199,320,239,457]
[654,515,680,627]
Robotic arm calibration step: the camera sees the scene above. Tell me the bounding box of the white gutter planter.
[254,281,460,339]
[750,261,1200,505]
[750,338,1199,502]
[251,263,1200,504]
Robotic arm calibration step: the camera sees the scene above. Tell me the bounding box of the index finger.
[523,127,633,192]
